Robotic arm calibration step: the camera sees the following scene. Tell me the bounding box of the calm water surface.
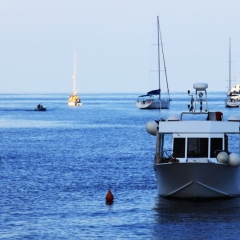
[0,92,240,239]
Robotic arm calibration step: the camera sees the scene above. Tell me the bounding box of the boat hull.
[68,101,82,106]
[225,101,240,108]
[136,99,170,109]
[35,108,46,111]
[154,162,240,198]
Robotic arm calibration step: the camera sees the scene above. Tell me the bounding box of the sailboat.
[225,38,240,108]
[68,51,82,106]
[135,16,171,109]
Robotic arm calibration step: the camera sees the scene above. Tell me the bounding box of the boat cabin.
[155,113,239,164]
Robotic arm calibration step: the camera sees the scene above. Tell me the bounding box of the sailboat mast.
[228,38,231,93]
[157,16,161,101]
[73,51,77,93]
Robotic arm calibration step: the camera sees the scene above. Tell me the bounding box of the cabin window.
[210,138,223,158]
[187,138,208,158]
[173,138,185,158]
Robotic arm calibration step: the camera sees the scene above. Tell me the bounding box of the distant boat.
[136,90,170,109]
[225,38,240,107]
[135,16,171,110]
[35,104,46,111]
[68,51,82,106]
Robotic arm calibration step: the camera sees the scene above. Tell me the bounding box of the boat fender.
[228,153,240,167]
[146,120,159,136]
[217,151,229,163]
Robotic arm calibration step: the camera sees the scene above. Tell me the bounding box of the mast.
[73,51,77,93]
[228,38,231,93]
[157,16,161,101]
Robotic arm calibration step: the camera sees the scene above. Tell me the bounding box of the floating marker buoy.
[105,189,114,203]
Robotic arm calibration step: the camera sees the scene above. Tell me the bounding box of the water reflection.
[152,196,240,239]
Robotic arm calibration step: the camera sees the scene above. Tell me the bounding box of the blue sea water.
[1,92,240,239]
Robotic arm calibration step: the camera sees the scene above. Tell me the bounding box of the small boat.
[68,51,82,106]
[35,104,46,111]
[146,82,240,198]
[225,38,240,107]
[135,16,171,110]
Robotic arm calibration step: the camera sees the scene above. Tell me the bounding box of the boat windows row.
[173,136,228,158]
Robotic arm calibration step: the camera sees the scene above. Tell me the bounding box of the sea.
[1,91,240,240]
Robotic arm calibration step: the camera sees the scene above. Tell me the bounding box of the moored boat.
[136,16,171,110]
[225,38,240,107]
[35,104,46,111]
[146,83,240,198]
[136,90,170,109]
[68,51,82,106]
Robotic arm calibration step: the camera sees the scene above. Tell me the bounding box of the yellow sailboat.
[68,51,82,106]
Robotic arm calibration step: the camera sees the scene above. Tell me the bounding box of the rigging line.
[159,21,171,100]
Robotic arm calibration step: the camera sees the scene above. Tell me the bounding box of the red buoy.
[105,189,114,203]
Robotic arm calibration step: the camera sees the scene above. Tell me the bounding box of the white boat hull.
[154,162,240,198]
[225,99,240,108]
[136,98,170,109]
[68,101,82,106]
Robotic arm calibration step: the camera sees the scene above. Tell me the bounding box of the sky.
[0,0,240,94]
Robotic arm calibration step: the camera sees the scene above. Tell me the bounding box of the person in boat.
[37,104,43,109]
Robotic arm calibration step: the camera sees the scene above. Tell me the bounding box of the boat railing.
[180,111,223,121]
[180,111,208,120]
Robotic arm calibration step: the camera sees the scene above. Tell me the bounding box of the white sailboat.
[136,16,171,110]
[225,38,240,107]
[68,51,82,106]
